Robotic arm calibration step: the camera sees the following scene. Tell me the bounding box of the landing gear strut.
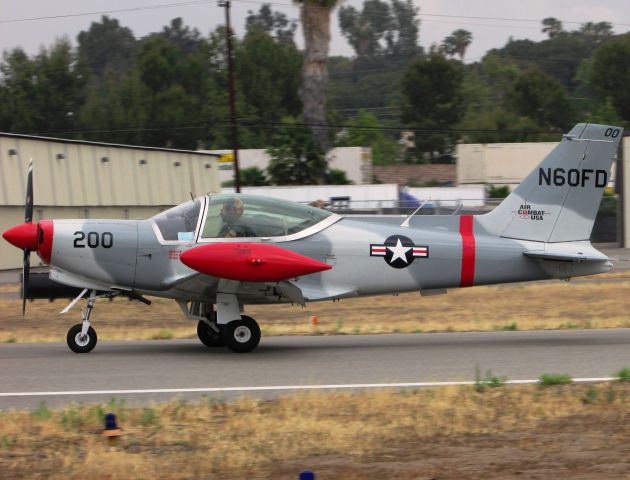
[197,315,224,348]
[66,290,98,353]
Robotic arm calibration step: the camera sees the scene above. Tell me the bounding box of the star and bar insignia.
[370,235,429,269]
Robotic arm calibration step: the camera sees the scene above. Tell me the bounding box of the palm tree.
[541,17,563,39]
[441,29,472,62]
[294,0,339,159]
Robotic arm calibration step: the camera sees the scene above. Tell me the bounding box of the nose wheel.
[66,290,98,353]
[67,323,97,353]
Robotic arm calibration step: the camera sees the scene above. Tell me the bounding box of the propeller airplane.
[2,123,623,353]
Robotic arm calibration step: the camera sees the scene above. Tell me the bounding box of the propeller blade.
[22,249,30,316]
[25,159,33,223]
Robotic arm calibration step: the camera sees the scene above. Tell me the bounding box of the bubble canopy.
[152,194,334,242]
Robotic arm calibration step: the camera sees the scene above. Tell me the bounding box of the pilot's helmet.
[221,197,245,223]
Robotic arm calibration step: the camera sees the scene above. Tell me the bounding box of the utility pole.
[218,0,241,193]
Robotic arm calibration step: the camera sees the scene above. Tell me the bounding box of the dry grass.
[0,283,19,293]
[0,383,628,479]
[0,284,628,341]
[2,276,630,343]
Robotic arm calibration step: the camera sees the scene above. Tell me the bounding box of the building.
[0,133,220,269]
[205,147,373,185]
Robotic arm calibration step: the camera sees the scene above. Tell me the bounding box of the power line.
[0,1,215,24]
[22,118,556,137]
[2,1,629,29]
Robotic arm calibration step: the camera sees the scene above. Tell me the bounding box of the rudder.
[478,123,623,243]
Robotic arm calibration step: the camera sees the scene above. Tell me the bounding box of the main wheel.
[67,323,97,353]
[197,320,224,347]
[222,315,261,353]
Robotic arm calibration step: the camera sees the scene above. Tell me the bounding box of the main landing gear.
[182,299,261,353]
[196,315,261,352]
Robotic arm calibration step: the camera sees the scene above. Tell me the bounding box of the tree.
[507,68,574,130]
[267,117,326,184]
[541,17,563,39]
[160,17,203,56]
[400,54,465,161]
[246,4,297,45]
[335,111,401,164]
[132,33,206,148]
[0,40,84,134]
[580,22,613,44]
[589,35,630,122]
[77,16,137,78]
[441,29,473,61]
[236,27,302,142]
[294,0,340,165]
[240,167,269,186]
[338,0,391,58]
[0,48,39,132]
[385,0,421,60]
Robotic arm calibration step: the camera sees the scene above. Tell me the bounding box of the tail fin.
[479,123,623,243]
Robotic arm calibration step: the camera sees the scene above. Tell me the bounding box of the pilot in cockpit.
[218,197,254,238]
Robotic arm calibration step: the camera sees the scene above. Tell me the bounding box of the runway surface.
[0,329,628,409]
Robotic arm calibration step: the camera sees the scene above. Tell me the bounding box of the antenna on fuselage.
[400,197,432,228]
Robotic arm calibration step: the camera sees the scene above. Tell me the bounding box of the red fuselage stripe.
[459,215,475,287]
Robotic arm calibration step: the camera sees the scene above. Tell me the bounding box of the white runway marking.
[0,377,616,397]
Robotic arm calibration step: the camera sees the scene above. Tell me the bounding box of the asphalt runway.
[0,329,628,409]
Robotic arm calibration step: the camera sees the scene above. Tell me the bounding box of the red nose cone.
[180,242,332,282]
[2,223,38,250]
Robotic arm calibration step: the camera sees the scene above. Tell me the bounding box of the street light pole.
[218,0,241,193]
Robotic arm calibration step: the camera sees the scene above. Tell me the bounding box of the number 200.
[73,231,113,249]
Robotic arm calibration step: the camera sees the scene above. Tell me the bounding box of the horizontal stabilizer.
[523,250,609,263]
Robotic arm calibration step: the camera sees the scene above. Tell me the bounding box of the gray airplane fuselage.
[46,212,608,306]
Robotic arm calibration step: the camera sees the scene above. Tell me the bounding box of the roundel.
[369,235,429,269]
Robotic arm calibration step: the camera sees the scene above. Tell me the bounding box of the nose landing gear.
[66,290,98,353]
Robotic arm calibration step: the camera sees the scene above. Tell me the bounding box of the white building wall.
[206,147,373,185]
[457,142,558,186]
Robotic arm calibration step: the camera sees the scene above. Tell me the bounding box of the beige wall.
[0,135,220,206]
[457,140,618,189]
[457,142,558,185]
[0,133,221,270]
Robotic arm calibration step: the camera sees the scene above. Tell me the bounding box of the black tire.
[197,320,224,347]
[66,323,97,353]
[222,315,261,353]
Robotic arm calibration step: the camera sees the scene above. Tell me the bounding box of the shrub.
[538,373,573,386]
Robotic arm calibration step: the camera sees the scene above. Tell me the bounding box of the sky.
[1,0,629,62]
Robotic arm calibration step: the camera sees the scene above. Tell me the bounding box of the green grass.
[474,366,508,392]
[492,322,519,331]
[31,402,53,421]
[614,367,630,382]
[150,329,174,340]
[539,373,573,386]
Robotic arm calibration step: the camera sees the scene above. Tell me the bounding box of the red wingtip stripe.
[459,215,476,287]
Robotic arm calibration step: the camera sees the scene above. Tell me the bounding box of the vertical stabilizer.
[478,123,623,243]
